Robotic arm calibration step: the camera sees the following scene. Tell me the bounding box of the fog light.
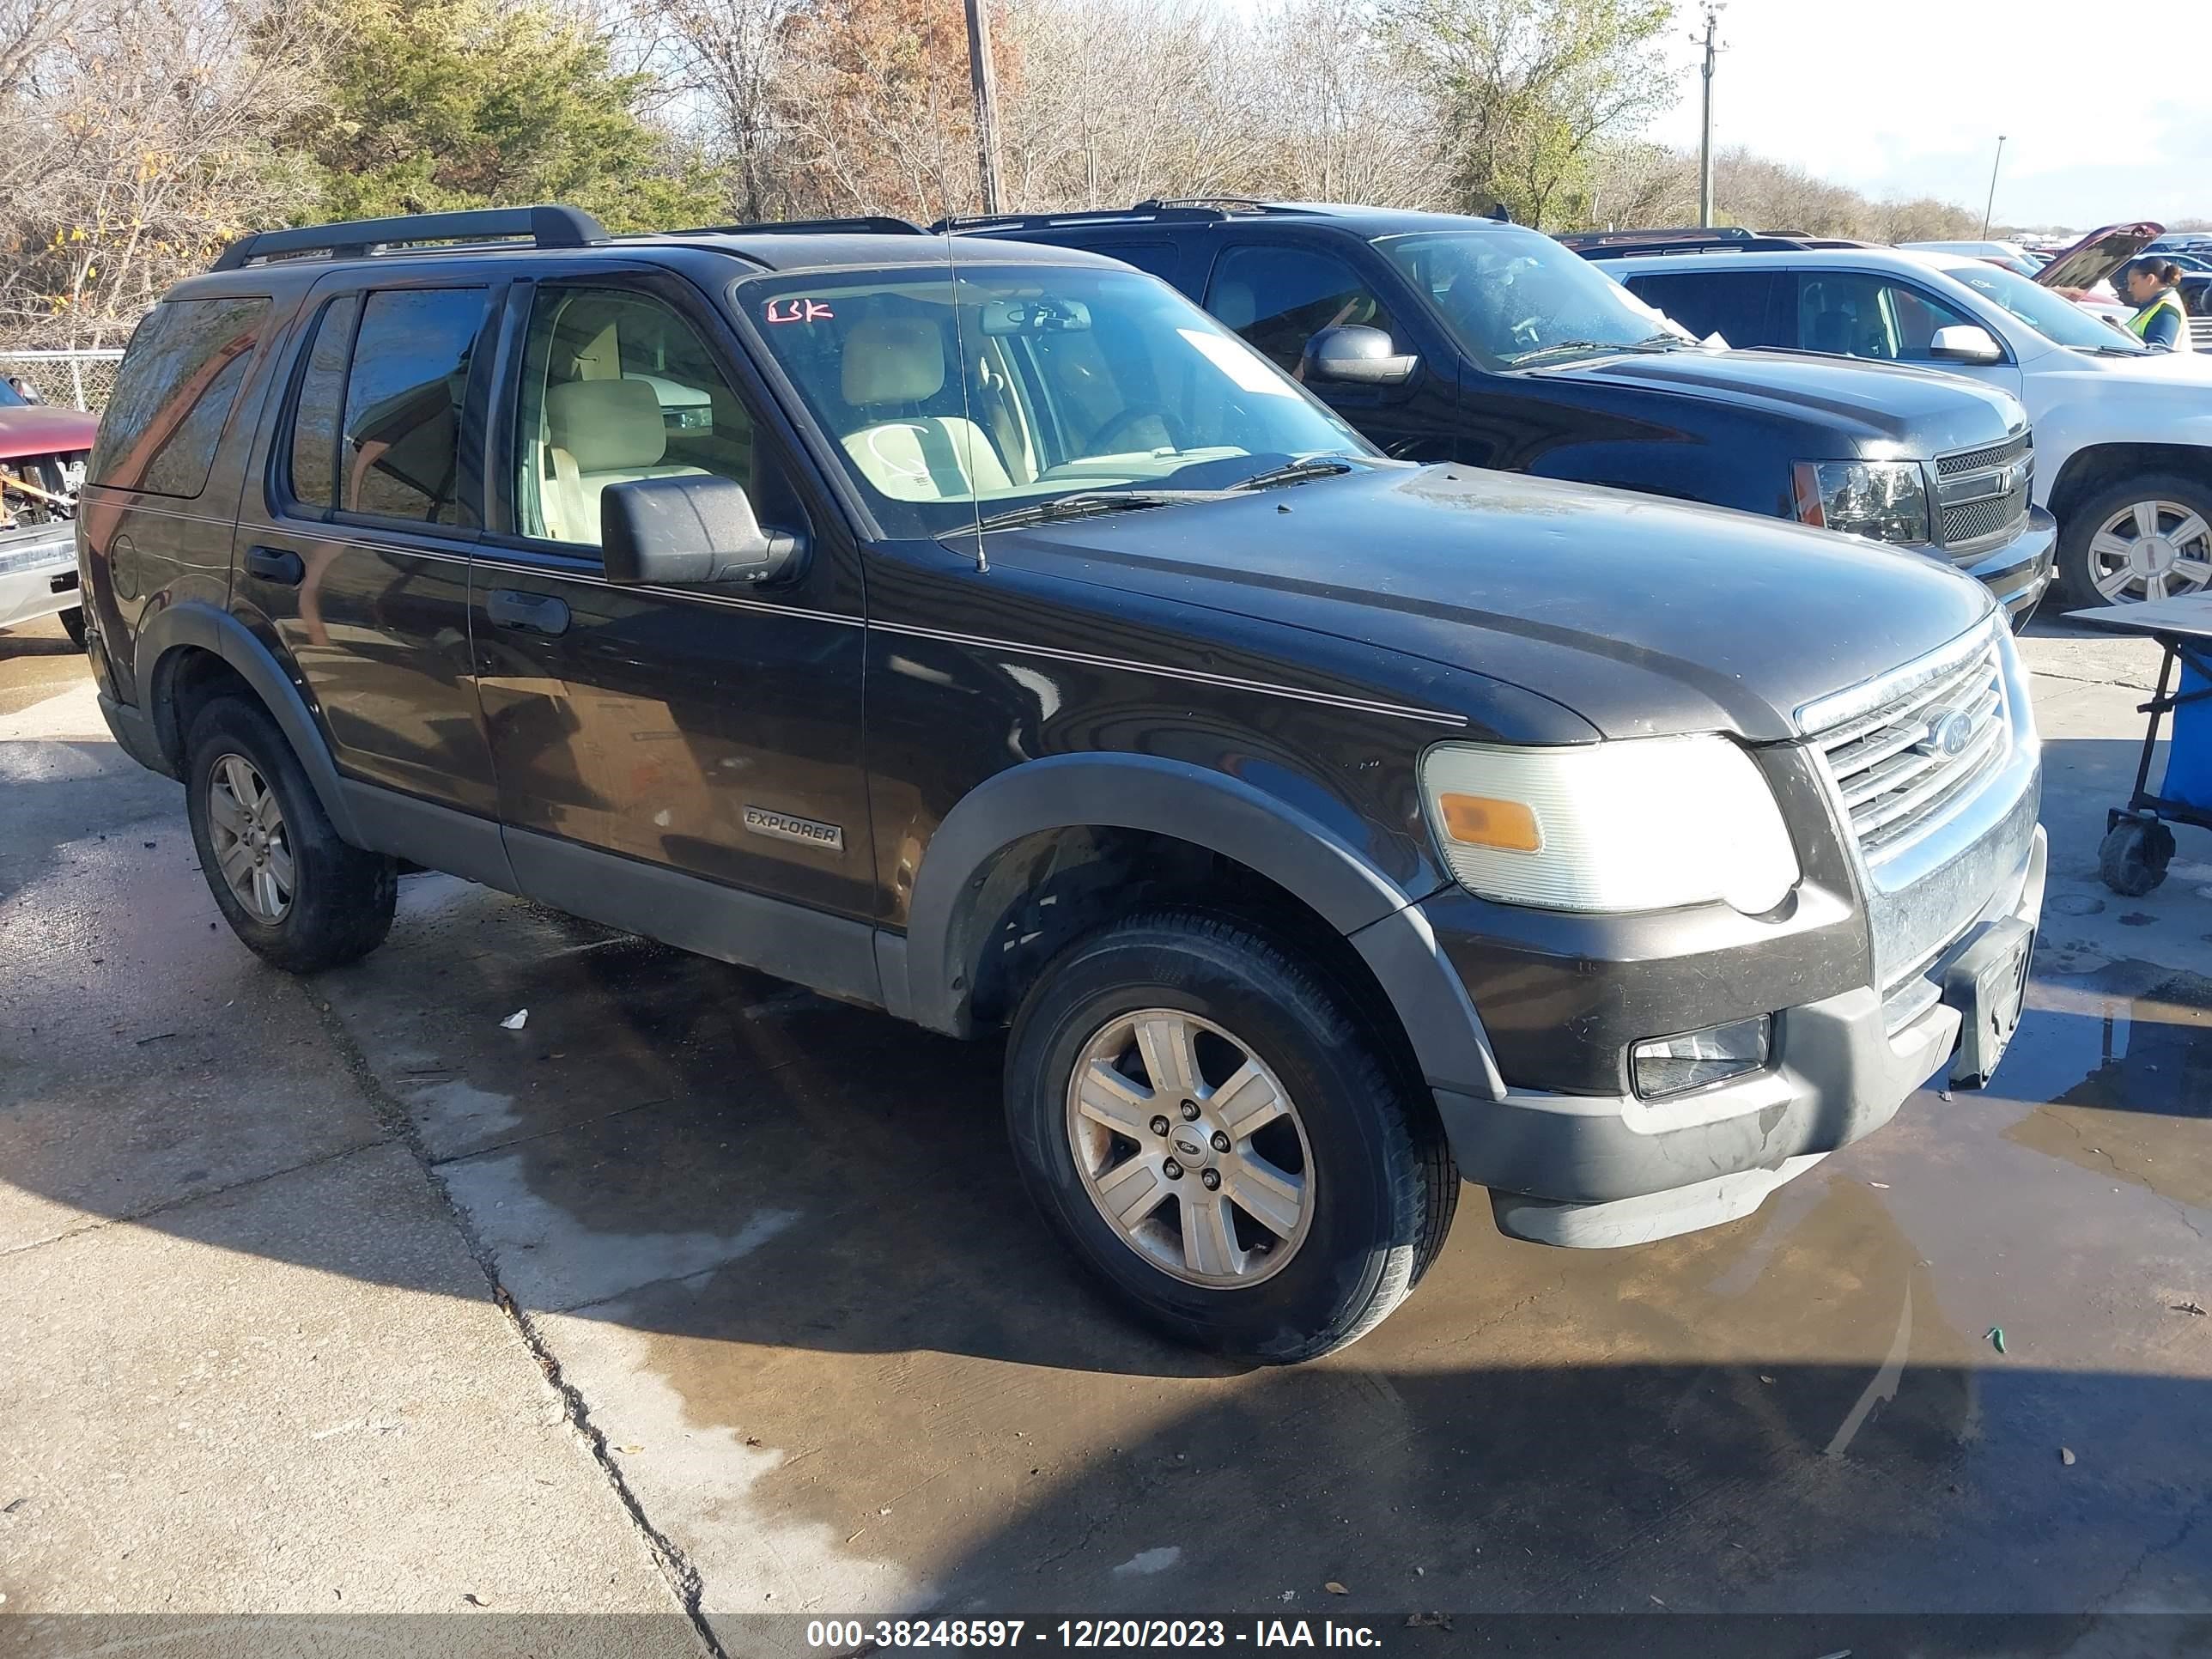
[1632,1015,1772,1098]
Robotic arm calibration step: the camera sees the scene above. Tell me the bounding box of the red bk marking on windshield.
[766,298,836,325]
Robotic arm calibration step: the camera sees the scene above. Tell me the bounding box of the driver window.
[1796,273,1903,360]
[1207,246,1397,378]
[1881,283,1977,362]
[512,286,755,549]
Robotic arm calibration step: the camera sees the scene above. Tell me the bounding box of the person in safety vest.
[2115,258,2191,351]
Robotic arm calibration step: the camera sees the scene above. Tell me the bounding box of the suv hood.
[2037,222,2161,292]
[0,404,96,460]
[1529,345,2023,456]
[994,465,1992,744]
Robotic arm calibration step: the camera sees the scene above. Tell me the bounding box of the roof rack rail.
[935,199,1304,235]
[659,215,927,238]
[1558,226,1871,260]
[212,204,609,271]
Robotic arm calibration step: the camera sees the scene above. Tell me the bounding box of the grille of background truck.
[1934,434,2031,558]
[1811,633,2010,864]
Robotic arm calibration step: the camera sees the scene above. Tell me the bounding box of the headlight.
[1793,459,1930,545]
[1421,737,1801,915]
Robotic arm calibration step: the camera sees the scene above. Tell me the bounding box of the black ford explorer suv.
[949,200,2057,625]
[81,206,2045,1362]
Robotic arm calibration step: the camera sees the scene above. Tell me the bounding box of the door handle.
[244,544,305,586]
[486,587,571,636]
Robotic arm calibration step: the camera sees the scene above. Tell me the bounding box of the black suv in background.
[951,200,2057,623]
[82,207,2045,1362]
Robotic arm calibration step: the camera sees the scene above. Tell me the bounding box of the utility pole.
[963,0,1005,217]
[1981,135,2008,239]
[1696,3,1723,228]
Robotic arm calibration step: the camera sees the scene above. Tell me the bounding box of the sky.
[1208,0,2212,231]
[1640,0,2210,231]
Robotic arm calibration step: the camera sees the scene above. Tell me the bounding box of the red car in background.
[0,382,97,647]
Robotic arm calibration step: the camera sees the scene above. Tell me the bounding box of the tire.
[2056,472,2212,609]
[2097,817,2173,897]
[1004,909,1458,1364]
[184,695,396,972]
[58,605,86,650]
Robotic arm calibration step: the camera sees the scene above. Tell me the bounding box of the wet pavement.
[3,612,2209,1638]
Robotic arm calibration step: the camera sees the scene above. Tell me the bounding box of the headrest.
[1212,280,1256,331]
[842,316,945,405]
[546,378,667,472]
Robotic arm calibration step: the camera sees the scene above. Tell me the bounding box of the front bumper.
[0,528,77,629]
[1948,506,2056,629]
[1431,822,2046,1249]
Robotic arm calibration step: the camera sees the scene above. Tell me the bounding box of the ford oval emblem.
[1929,709,1975,758]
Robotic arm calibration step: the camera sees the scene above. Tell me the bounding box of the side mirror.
[1304,325,1418,386]
[601,474,805,588]
[1927,324,2004,366]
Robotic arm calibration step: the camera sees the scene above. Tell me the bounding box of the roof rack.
[657,215,927,238]
[1559,226,1875,260]
[934,199,1304,235]
[210,204,609,271]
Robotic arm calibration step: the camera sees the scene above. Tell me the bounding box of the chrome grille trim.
[1935,433,2028,477]
[1802,622,2013,867]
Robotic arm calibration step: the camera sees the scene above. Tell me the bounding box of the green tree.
[287,0,718,231]
[1388,0,1677,230]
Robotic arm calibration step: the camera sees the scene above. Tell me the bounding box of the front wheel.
[2057,474,2212,608]
[1005,911,1457,1363]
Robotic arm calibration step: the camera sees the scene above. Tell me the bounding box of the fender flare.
[134,599,365,846]
[895,752,1505,1100]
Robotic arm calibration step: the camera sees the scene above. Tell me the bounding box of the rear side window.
[337,287,491,526]
[285,294,359,512]
[1206,245,1398,375]
[91,295,270,497]
[1626,271,1785,348]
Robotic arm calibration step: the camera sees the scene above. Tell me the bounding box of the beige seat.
[541,378,704,543]
[839,316,1010,501]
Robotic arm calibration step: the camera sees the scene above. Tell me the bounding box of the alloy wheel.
[2087,498,2212,603]
[1064,1008,1314,1286]
[207,752,295,923]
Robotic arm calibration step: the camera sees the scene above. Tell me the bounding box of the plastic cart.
[2067,596,2212,896]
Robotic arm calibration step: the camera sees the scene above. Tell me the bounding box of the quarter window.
[338,287,491,526]
[285,294,359,512]
[509,286,757,550]
[91,295,271,497]
[1206,246,1398,376]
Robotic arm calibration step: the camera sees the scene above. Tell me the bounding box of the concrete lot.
[1,608,2208,1652]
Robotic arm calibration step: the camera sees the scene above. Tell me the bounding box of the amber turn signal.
[1437,793,1541,852]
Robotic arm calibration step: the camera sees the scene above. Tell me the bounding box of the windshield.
[732,264,1375,539]
[1942,262,2146,355]
[1377,227,1680,366]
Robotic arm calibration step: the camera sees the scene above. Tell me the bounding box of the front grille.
[1808,629,2010,865]
[1936,433,2028,477]
[1933,432,2032,555]
[1942,492,2020,548]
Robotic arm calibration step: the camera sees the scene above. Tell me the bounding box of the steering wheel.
[1089,404,1187,455]
[1509,316,1543,350]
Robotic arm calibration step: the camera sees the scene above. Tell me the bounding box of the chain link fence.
[0,349,124,412]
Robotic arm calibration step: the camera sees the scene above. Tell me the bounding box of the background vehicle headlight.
[1793,459,1930,545]
[1420,737,1801,915]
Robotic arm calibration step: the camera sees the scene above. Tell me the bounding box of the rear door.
[237,274,501,828]
[471,268,874,923]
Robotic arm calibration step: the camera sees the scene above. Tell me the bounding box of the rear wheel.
[184,696,396,971]
[2057,473,2212,607]
[1005,910,1456,1363]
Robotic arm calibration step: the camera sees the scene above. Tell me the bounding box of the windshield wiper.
[970,489,1223,533]
[1231,456,1366,491]
[1510,335,1678,366]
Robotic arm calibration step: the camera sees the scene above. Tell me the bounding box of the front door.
[1201,240,1460,463]
[471,273,873,925]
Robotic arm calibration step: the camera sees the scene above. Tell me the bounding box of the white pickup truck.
[1605,245,2212,608]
